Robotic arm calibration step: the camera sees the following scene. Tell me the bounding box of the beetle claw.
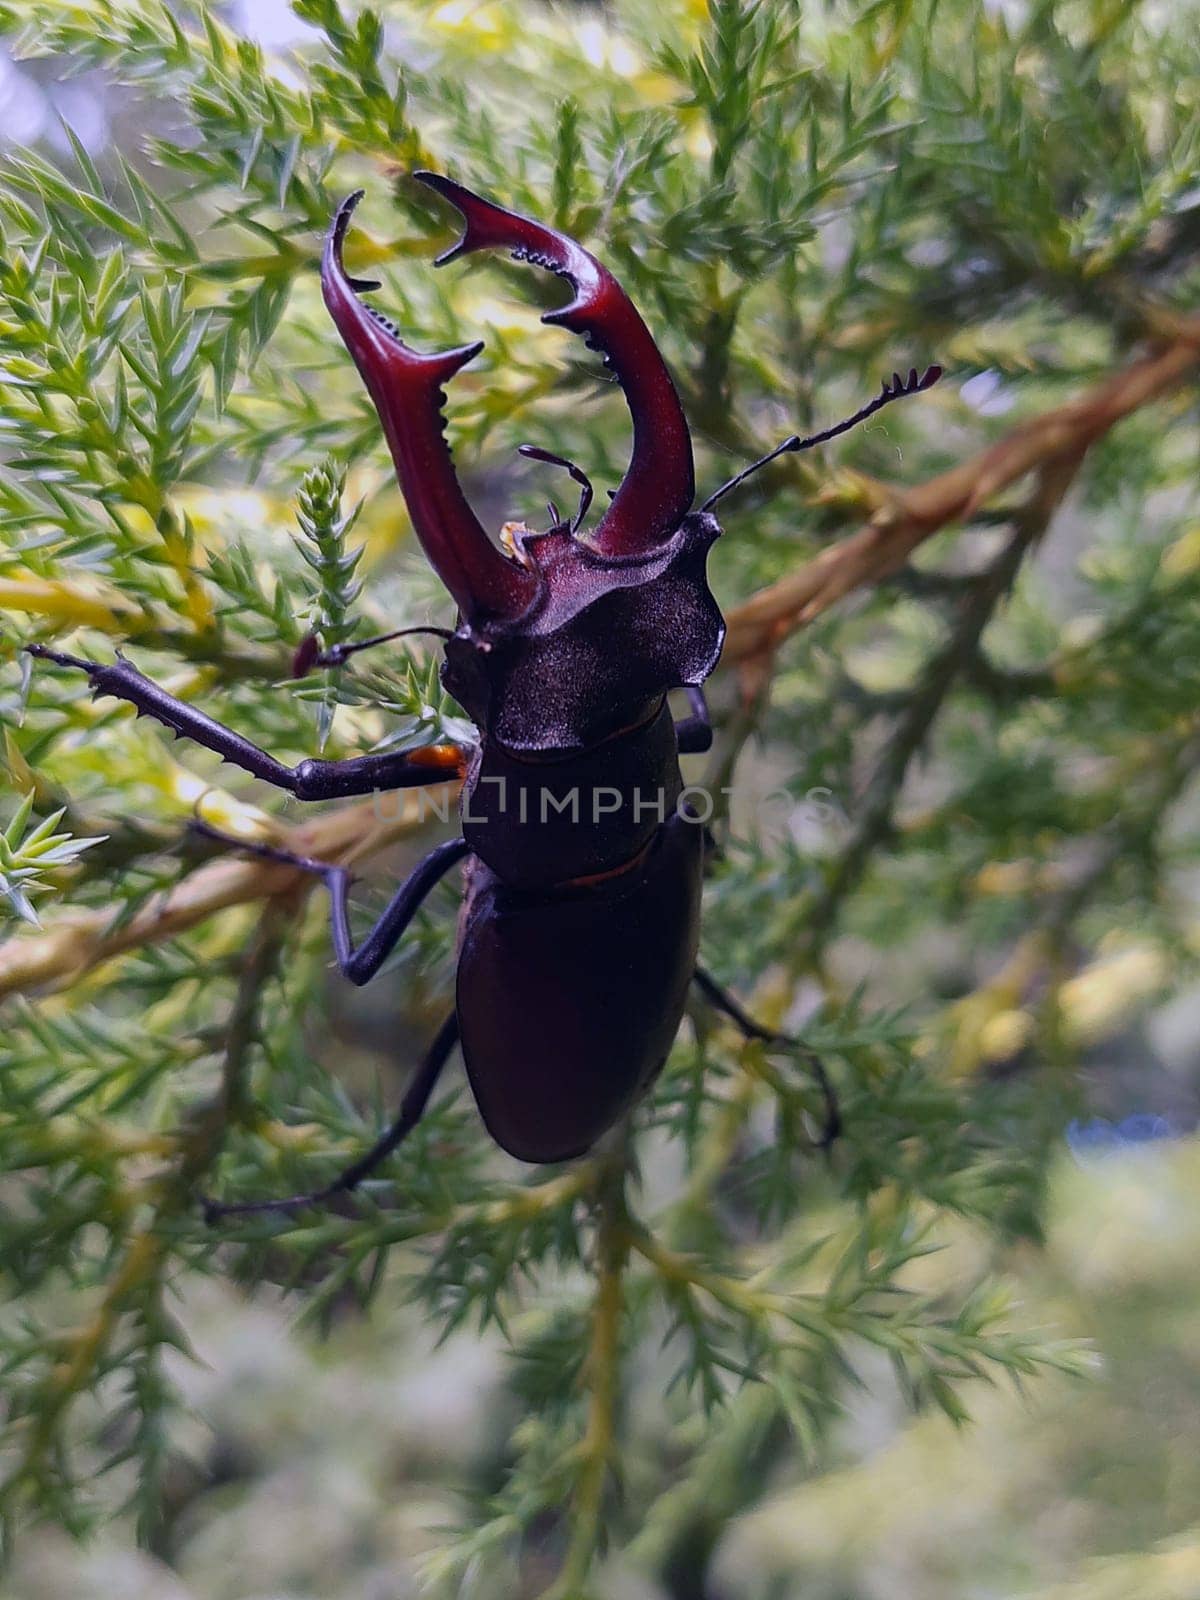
[24,642,95,674]
[189,818,330,877]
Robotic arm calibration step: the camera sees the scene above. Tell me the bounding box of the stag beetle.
[28,174,938,1217]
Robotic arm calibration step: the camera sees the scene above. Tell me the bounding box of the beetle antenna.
[699,364,942,514]
[518,444,595,534]
[295,624,454,677]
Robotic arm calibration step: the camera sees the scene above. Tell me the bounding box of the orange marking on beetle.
[410,743,469,775]
[563,836,654,889]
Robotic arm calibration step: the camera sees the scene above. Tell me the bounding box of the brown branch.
[721,318,1200,678]
[802,452,1084,950]
[4,321,1196,1005]
[0,785,455,1003]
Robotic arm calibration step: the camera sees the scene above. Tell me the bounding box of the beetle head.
[322,174,723,753]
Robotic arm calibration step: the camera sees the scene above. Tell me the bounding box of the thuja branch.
[947,721,1200,1078]
[551,1145,632,1598]
[2,575,295,683]
[0,786,453,1002]
[802,451,1084,950]
[6,324,1196,1007]
[722,315,1200,677]
[0,900,289,1525]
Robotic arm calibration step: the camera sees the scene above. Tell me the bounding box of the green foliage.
[290,455,363,744]
[0,0,1196,1595]
[0,792,102,923]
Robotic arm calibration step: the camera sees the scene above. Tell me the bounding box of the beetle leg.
[25,645,466,799]
[692,966,840,1146]
[194,827,469,987]
[324,837,469,986]
[416,172,695,559]
[674,686,713,755]
[202,1012,459,1221]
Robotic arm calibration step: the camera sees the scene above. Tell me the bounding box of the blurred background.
[1,0,1200,1596]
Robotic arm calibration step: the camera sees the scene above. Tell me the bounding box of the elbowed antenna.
[415,171,695,560]
[321,191,538,625]
[517,444,594,534]
[700,365,943,513]
[292,624,456,678]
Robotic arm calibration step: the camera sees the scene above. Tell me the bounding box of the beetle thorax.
[442,509,725,754]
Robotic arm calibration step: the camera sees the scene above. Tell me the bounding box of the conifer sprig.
[0,0,1195,1592]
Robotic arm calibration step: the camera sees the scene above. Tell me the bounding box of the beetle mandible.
[27,174,938,1217]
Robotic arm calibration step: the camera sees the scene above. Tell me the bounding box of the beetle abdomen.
[456,814,704,1163]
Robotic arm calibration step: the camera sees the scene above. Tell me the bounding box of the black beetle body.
[27,173,936,1214]
[458,812,704,1164]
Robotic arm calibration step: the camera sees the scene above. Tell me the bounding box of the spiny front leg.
[26,645,466,799]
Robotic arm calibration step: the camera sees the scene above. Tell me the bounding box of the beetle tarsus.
[25,642,97,674]
[201,1011,459,1222]
[188,819,329,877]
[692,966,840,1147]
